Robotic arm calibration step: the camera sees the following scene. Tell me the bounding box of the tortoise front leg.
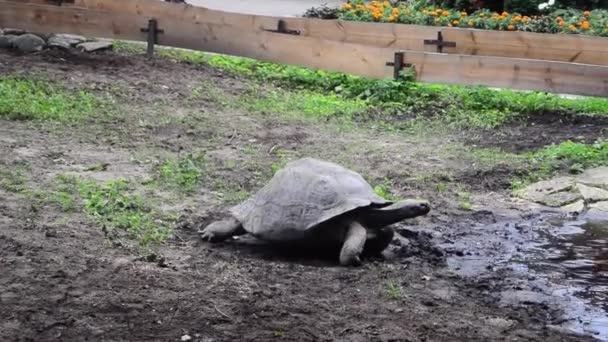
[339,221,367,266]
[199,217,246,242]
[363,226,395,257]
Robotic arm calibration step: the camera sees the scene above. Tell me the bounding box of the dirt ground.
[0,48,605,341]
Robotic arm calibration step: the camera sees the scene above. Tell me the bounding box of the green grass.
[374,178,399,201]
[0,76,101,121]
[158,154,205,192]
[0,164,28,193]
[512,139,608,190]
[384,280,403,300]
[112,41,608,130]
[56,175,171,248]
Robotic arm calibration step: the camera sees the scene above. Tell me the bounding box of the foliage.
[513,139,608,188]
[338,1,608,36]
[56,175,172,247]
[159,154,205,192]
[113,42,608,130]
[0,76,100,121]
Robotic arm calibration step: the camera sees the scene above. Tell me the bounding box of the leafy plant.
[159,154,205,192]
[0,76,101,121]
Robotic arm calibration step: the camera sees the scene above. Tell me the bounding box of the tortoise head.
[361,199,430,229]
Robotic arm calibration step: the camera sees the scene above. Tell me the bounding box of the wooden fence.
[1,0,607,97]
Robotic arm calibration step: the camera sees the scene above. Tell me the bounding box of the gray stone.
[589,201,608,212]
[47,33,88,49]
[561,199,585,214]
[0,35,18,49]
[576,183,608,202]
[539,191,582,207]
[576,166,608,190]
[2,28,26,35]
[77,41,113,52]
[13,33,46,53]
[519,176,575,203]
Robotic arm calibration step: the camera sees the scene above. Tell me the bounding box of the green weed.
[512,139,608,190]
[0,76,100,121]
[159,154,205,192]
[385,280,403,300]
[0,165,28,193]
[374,178,398,201]
[457,191,473,211]
[55,174,171,247]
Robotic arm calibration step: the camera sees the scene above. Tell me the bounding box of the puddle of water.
[519,218,608,340]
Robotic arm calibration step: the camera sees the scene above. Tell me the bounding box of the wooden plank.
[51,0,608,65]
[13,0,607,65]
[0,1,607,97]
[441,27,608,66]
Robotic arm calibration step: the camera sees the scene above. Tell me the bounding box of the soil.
[0,48,603,341]
[464,112,608,153]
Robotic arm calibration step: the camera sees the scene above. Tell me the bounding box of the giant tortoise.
[199,157,430,266]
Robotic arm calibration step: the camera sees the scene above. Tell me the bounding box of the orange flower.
[582,21,590,30]
[435,8,443,13]
[343,3,351,9]
[569,24,577,31]
[442,10,450,17]
[460,11,467,16]
[512,15,522,22]
[422,9,428,14]
[468,20,474,26]
[583,10,591,16]
[507,25,515,31]
[435,18,441,23]
[388,15,396,22]
[479,13,485,18]
[392,8,399,16]
[448,23,453,27]
[453,20,459,25]
[383,0,390,7]
[502,11,509,16]
[555,16,563,22]
[558,20,565,27]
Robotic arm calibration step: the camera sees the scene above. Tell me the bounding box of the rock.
[535,191,581,207]
[519,176,575,203]
[47,33,87,49]
[2,28,26,35]
[577,166,608,190]
[13,33,46,53]
[560,199,585,214]
[0,35,18,49]
[77,41,113,52]
[576,183,608,202]
[585,201,608,220]
[589,201,608,212]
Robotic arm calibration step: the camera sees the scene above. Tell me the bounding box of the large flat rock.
[519,176,577,205]
[576,166,608,190]
[576,183,608,202]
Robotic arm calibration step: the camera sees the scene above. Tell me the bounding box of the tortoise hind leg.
[199,217,246,242]
[339,221,367,266]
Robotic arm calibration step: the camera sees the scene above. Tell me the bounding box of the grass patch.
[56,175,171,248]
[512,139,608,189]
[0,76,101,122]
[0,164,28,193]
[374,178,399,201]
[384,280,403,300]
[158,154,205,192]
[113,41,608,130]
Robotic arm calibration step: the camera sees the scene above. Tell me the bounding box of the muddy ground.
[0,48,606,341]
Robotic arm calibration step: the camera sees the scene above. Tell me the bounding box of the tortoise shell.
[229,158,389,241]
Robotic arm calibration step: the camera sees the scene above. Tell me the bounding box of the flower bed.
[338,0,608,36]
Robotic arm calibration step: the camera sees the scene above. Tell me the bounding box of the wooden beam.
[1,1,607,97]
[28,0,608,66]
[441,27,608,66]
